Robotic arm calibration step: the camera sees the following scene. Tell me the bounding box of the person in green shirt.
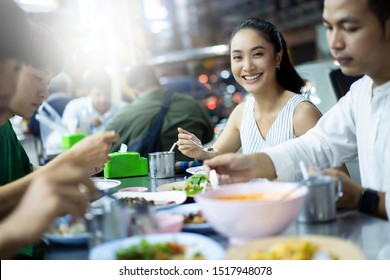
[0,19,120,259]
[0,0,99,260]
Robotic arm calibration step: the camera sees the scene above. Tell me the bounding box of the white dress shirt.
[62,96,125,134]
[264,75,390,218]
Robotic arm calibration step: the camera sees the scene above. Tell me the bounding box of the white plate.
[186,166,205,175]
[44,233,90,245]
[225,235,365,260]
[92,177,121,190]
[89,232,225,260]
[157,203,214,233]
[44,216,89,245]
[112,191,187,209]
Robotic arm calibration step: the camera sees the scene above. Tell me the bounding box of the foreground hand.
[0,163,94,258]
[87,165,104,176]
[55,131,119,169]
[203,153,260,184]
[177,127,204,159]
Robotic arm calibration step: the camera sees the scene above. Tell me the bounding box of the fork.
[189,138,218,154]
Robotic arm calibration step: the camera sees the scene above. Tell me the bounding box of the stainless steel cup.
[86,200,133,248]
[148,151,175,178]
[149,177,176,192]
[297,175,343,223]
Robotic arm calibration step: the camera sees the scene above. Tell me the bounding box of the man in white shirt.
[62,69,125,135]
[203,0,390,220]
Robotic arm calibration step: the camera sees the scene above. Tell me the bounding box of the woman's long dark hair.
[230,17,304,93]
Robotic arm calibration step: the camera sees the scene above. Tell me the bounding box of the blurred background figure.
[62,69,126,135]
[28,72,74,164]
[106,64,215,161]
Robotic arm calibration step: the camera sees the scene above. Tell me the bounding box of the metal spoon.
[189,138,218,154]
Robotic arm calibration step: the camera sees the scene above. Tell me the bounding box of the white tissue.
[119,143,127,153]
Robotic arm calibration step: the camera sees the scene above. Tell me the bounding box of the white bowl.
[194,181,308,245]
[155,214,184,233]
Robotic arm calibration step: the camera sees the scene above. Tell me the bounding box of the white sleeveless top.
[240,94,310,182]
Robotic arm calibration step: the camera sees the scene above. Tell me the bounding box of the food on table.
[249,240,338,260]
[183,211,207,225]
[115,239,204,260]
[48,221,86,236]
[171,174,210,196]
[119,197,175,206]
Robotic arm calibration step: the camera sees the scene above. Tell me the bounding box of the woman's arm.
[292,101,322,137]
[177,103,243,161]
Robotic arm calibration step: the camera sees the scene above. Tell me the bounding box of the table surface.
[44,174,390,260]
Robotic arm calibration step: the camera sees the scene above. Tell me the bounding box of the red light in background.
[205,96,218,110]
[198,74,208,84]
[209,74,218,83]
[232,92,243,103]
[206,101,217,110]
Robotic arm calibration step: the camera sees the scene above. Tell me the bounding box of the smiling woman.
[177,17,323,183]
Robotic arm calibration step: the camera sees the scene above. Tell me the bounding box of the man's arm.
[323,168,388,220]
[0,173,33,219]
[204,152,277,184]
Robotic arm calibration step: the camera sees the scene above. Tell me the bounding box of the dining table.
[43,172,390,260]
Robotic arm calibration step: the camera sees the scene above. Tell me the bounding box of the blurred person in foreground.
[106,64,215,161]
[177,18,337,182]
[0,1,97,259]
[0,18,119,258]
[62,69,126,135]
[204,0,390,220]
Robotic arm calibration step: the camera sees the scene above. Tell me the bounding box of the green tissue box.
[104,152,148,178]
[61,133,84,151]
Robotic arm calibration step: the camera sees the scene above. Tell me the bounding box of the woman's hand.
[177,127,205,160]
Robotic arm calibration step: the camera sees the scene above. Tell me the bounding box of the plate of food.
[89,232,225,260]
[225,235,365,260]
[44,216,89,245]
[91,177,121,190]
[186,166,205,175]
[157,203,213,233]
[157,174,211,197]
[112,191,187,209]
